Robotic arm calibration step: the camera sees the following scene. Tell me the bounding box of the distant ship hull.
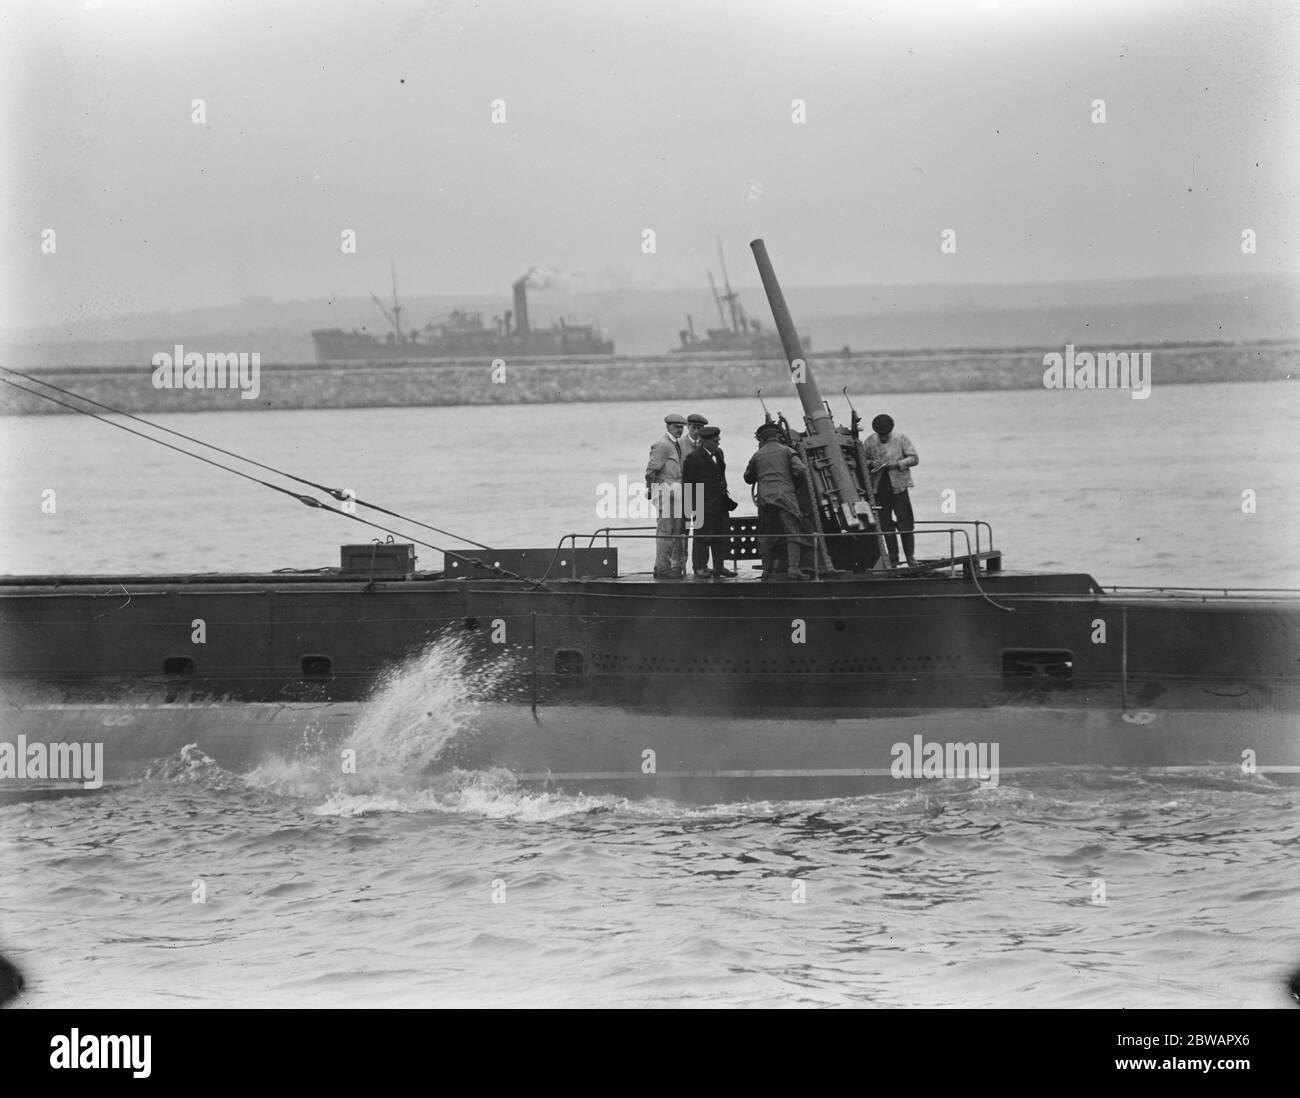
[311,329,614,362]
[313,272,613,361]
[3,571,1297,800]
[676,330,806,356]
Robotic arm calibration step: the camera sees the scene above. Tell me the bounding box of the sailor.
[863,413,919,568]
[645,413,688,578]
[743,423,814,580]
[682,425,737,578]
[680,413,709,562]
[681,413,709,460]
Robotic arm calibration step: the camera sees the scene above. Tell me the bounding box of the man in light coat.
[645,413,688,577]
[863,412,919,568]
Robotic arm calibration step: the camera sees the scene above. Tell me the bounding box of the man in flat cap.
[744,422,814,580]
[682,425,737,578]
[680,414,708,561]
[681,413,709,462]
[645,413,688,577]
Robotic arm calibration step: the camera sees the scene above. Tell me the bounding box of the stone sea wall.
[1,342,1294,415]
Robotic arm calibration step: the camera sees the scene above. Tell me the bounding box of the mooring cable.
[0,364,491,551]
[0,373,549,589]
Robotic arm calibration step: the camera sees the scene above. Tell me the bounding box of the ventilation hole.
[301,655,332,677]
[555,649,584,675]
[463,617,479,630]
[163,656,194,676]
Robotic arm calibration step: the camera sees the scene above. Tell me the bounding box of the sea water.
[0,380,1297,1007]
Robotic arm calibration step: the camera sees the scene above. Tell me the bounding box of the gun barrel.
[749,239,826,422]
[750,238,865,534]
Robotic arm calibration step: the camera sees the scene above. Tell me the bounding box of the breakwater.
[1,342,1294,415]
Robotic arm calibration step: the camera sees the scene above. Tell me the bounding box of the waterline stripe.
[16,702,346,711]
[513,765,1300,780]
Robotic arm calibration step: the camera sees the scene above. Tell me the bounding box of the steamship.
[2,241,1297,802]
[311,267,614,363]
[673,239,807,354]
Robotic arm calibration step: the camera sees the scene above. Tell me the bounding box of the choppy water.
[4,763,1297,1008]
[1,381,1298,1007]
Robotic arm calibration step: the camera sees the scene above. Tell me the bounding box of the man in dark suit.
[682,425,737,578]
[681,413,709,563]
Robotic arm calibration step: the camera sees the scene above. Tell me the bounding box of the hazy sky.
[2,0,1297,329]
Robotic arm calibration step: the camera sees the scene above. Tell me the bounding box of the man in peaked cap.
[682,425,737,578]
[645,413,688,577]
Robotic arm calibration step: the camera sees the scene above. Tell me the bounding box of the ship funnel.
[512,278,530,337]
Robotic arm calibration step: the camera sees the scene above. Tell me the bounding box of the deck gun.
[749,239,890,572]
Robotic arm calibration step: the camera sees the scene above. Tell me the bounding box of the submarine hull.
[1,699,1293,802]
[2,571,1297,800]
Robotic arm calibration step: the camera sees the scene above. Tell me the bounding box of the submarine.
[1,240,1297,802]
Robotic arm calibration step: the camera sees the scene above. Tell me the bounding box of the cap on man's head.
[664,413,687,425]
[699,425,721,440]
[755,423,781,440]
[871,413,894,435]
[687,413,709,426]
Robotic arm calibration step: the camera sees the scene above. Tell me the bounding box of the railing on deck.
[555,521,1001,582]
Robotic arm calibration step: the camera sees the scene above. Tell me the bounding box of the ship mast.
[707,270,728,329]
[367,261,406,342]
[389,260,404,342]
[716,237,742,335]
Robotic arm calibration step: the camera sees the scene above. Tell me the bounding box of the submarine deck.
[2,567,1299,609]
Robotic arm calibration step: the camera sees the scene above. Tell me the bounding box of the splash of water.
[245,633,534,812]
[344,630,512,777]
[139,743,245,792]
[311,767,627,821]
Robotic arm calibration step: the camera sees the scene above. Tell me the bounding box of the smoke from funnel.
[516,266,588,292]
[512,266,590,337]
